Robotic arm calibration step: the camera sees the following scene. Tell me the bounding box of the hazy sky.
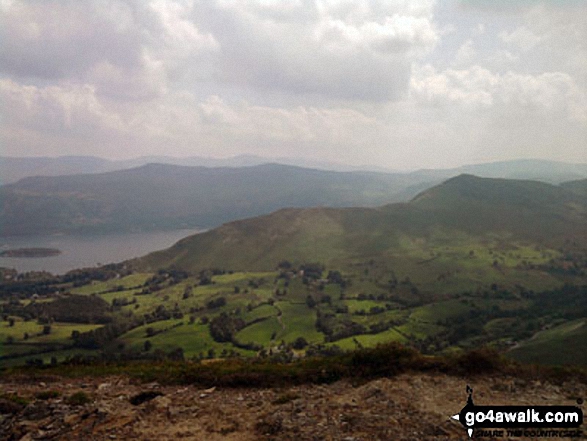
[1,0,585,169]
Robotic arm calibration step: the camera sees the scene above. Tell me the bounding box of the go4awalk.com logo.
[451,386,584,438]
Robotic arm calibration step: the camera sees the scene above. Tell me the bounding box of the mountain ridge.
[133,174,587,273]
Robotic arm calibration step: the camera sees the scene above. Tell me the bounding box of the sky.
[0,0,585,170]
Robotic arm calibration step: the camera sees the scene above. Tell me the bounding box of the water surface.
[0,229,201,274]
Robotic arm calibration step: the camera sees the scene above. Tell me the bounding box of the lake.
[0,229,201,274]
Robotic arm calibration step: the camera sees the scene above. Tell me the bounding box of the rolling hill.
[0,163,420,236]
[134,174,587,273]
[2,158,586,237]
[2,174,586,367]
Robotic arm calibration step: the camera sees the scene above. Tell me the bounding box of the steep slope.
[135,175,587,272]
[0,163,418,236]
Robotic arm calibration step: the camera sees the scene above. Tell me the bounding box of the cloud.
[0,0,585,169]
[411,64,586,122]
[0,1,147,80]
[499,26,541,52]
[185,0,439,100]
[0,78,123,133]
[453,39,475,66]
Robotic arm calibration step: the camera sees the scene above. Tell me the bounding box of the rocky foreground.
[0,373,585,440]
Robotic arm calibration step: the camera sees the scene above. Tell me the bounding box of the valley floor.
[1,373,585,440]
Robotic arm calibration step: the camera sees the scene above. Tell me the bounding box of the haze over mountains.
[1,155,587,185]
[1,157,587,237]
[0,163,416,236]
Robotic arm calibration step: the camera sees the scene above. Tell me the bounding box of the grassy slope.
[135,175,586,276]
[508,319,587,366]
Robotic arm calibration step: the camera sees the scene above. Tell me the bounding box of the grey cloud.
[0,1,150,80]
[187,1,435,101]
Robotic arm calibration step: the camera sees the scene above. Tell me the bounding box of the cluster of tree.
[0,264,131,299]
[112,297,137,308]
[198,268,225,286]
[206,297,227,309]
[315,310,367,342]
[142,304,183,322]
[300,263,324,284]
[73,317,142,349]
[209,313,246,343]
[537,250,587,277]
[63,263,130,287]
[24,295,112,324]
[0,277,63,299]
[326,270,346,287]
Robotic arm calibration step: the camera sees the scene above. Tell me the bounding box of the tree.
[277,260,292,269]
[292,337,308,350]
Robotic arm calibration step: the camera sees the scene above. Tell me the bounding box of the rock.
[151,396,172,410]
[63,413,80,426]
[0,398,25,415]
[21,403,51,421]
[129,391,163,406]
[97,383,111,391]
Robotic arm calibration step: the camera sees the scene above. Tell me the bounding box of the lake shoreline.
[0,247,62,258]
[0,228,201,274]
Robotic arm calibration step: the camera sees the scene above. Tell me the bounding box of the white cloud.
[499,26,541,51]
[186,0,439,100]
[454,39,476,66]
[411,64,586,122]
[0,79,124,133]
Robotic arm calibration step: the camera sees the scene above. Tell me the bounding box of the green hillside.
[2,174,586,367]
[508,319,587,366]
[135,175,587,275]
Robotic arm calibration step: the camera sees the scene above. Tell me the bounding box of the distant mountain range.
[0,163,416,236]
[1,157,586,237]
[134,174,587,272]
[0,154,398,184]
[1,155,586,185]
